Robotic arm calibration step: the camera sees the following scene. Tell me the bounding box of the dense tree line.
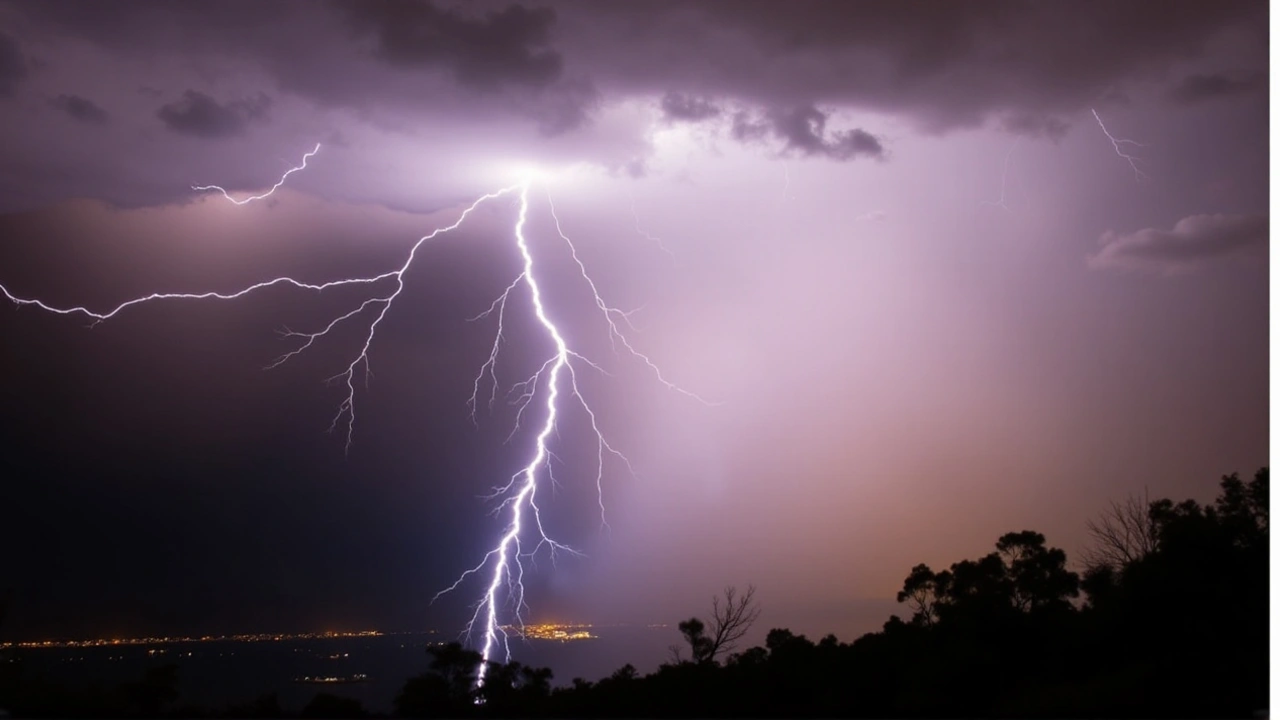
[0,469,1267,717]
[395,469,1268,718]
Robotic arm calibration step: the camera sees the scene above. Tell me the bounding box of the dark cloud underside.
[155,90,272,139]
[1166,73,1266,105]
[1091,214,1269,273]
[50,93,110,124]
[340,0,563,89]
[0,31,27,97]
[660,92,722,123]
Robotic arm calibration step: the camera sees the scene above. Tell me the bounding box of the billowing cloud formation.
[0,32,27,97]
[660,92,722,123]
[525,75,599,135]
[573,0,1263,131]
[731,105,883,161]
[340,0,563,90]
[1165,73,1265,105]
[155,91,272,139]
[11,0,1263,131]
[0,0,1266,209]
[1000,112,1070,141]
[770,105,883,160]
[49,94,109,124]
[1090,213,1268,273]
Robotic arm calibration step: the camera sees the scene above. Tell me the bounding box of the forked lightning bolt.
[1090,109,1147,181]
[191,143,322,204]
[0,157,707,689]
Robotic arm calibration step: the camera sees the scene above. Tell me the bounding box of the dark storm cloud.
[1165,73,1265,105]
[0,31,27,97]
[340,0,563,90]
[13,1,594,136]
[730,105,883,161]
[526,74,599,135]
[730,111,769,143]
[155,90,271,139]
[660,92,722,123]
[769,106,883,160]
[49,93,109,124]
[5,0,1265,147]
[571,0,1264,132]
[1089,213,1268,274]
[1000,112,1070,141]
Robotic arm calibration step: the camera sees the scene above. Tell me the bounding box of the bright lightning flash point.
[0,157,709,690]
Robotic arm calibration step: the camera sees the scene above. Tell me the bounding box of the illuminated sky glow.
[0,1,1268,664]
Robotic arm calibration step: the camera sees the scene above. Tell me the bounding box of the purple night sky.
[0,0,1268,653]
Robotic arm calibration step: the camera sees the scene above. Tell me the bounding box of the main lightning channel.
[438,183,711,686]
[479,183,566,685]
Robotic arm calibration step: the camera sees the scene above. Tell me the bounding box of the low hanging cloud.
[1165,72,1265,105]
[0,0,1265,210]
[155,90,272,139]
[771,105,883,160]
[0,32,27,98]
[524,75,599,135]
[340,0,563,90]
[660,92,723,123]
[730,104,883,161]
[1000,111,1070,141]
[1089,213,1268,274]
[50,94,110,124]
[9,0,1267,136]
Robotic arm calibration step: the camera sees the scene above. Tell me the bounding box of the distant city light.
[0,629,383,650]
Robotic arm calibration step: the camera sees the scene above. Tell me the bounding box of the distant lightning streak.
[2,157,706,690]
[628,191,674,259]
[981,137,1022,212]
[193,143,322,204]
[1090,109,1147,181]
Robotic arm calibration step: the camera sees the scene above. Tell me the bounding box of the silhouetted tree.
[1081,490,1158,572]
[671,585,761,665]
[396,642,482,717]
[475,659,553,713]
[221,692,283,718]
[300,692,366,718]
[120,663,179,717]
[996,530,1079,612]
[896,563,951,626]
[1215,468,1268,544]
[935,551,1011,624]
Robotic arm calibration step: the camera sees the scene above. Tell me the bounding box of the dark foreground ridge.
[0,469,1268,718]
